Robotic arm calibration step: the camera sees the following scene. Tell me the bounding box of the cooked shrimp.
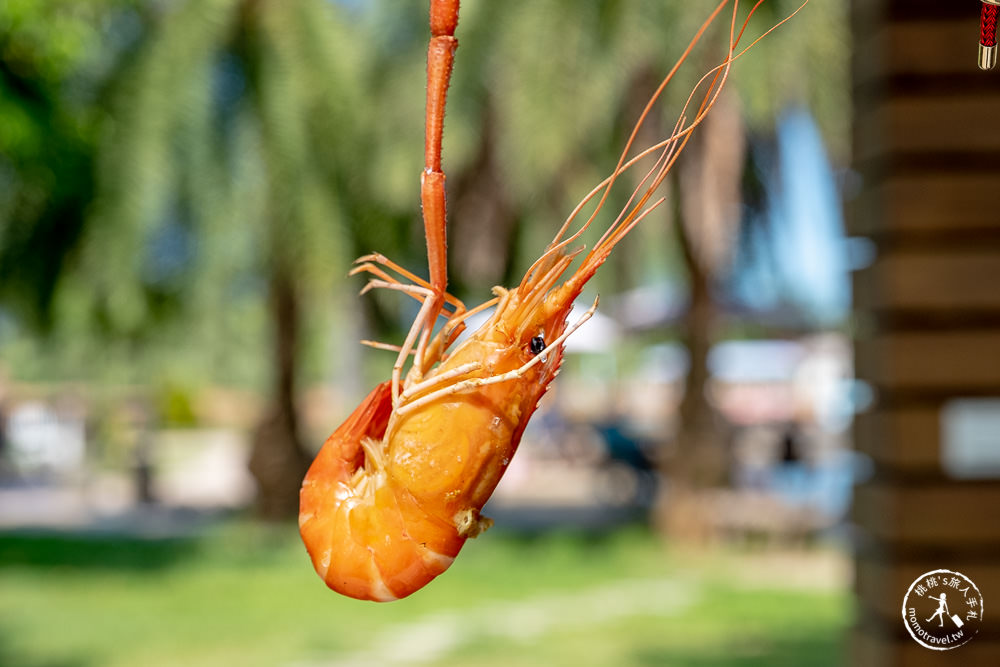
[299,0,808,601]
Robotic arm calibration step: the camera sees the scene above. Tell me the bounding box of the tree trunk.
[656,208,728,541]
[655,90,745,541]
[248,266,311,520]
[449,98,517,291]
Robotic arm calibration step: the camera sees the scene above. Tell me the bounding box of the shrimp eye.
[529,335,546,355]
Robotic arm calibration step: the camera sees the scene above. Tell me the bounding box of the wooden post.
[851,1,1000,664]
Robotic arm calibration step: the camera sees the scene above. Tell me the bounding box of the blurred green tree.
[69,0,384,518]
[0,0,142,328]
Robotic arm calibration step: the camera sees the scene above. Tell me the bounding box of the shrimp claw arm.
[352,253,467,313]
[395,296,599,418]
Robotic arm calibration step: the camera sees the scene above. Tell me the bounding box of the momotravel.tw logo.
[902,569,984,650]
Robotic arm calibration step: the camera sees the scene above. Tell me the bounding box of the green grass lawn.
[0,521,849,667]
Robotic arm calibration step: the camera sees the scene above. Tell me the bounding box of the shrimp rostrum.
[300,0,807,601]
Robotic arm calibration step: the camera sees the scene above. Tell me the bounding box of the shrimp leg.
[395,298,600,418]
[370,0,460,402]
[418,0,459,353]
[352,253,467,314]
[363,281,438,405]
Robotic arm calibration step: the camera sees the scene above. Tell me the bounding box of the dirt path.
[295,577,699,667]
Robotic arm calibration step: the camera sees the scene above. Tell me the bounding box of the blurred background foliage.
[0,2,853,664]
[0,0,847,515]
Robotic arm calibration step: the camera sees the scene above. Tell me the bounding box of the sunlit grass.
[0,522,849,667]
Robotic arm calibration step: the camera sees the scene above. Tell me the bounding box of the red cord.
[982,3,998,47]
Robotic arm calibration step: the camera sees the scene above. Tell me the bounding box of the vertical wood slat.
[854,20,986,83]
[847,173,1000,236]
[855,331,1000,390]
[854,93,1000,164]
[854,251,1000,312]
[853,481,1000,546]
[852,408,939,474]
[856,554,1000,629]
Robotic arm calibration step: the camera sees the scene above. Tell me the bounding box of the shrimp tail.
[299,382,459,602]
[299,382,392,599]
[302,381,393,489]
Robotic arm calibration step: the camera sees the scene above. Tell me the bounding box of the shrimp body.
[300,267,590,601]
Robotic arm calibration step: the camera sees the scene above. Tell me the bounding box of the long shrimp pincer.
[299,0,808,601]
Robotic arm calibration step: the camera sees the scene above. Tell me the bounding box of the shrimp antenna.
[519,0,734,290]
[593,0,809,260]
[561,0,809,288]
